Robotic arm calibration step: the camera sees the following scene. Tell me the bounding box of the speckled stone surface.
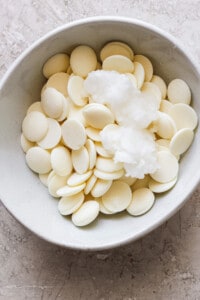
[1,1,200,299]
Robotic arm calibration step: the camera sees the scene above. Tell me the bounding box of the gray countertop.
[1,1,200,299]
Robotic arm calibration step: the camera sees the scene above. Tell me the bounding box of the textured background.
[1,1,200,299]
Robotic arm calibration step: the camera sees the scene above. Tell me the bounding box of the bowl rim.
[0,16,200,251]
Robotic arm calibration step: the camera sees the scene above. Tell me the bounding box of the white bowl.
[0,16,200,250]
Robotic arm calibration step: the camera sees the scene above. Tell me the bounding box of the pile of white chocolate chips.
[21,41,198,227]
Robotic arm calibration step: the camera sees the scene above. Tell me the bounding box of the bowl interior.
[0,17,200,250]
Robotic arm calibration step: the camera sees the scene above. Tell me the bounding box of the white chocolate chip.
[167,78,191,104]
[150,151,179,183]
[51,146,72,176]
[85,127,101,142]
[72,146,89,174]
[43,53,70,78]
[94,169,124,180]
[96,157,123,173]
[58,192,84,215]
[170,128,194,155]
[48,174,68,198]
[132,175,150,190]
[151,75,167,99]
[72,200,99,227]
[149,177,177,193]
[134,55,153,82]
[68,75,88,106]
[57,98,70,122]
[141,82,162,104]
[91,179,112,198]
[97,198,113,215]
[95,142,113,158]
[70,45,97,77]
[38,118,61,149]
[26,146,51,174]
[85,139,97,169]
[84,174,97,195]
[27,101,44,114]
[169,103,198,130]
[154,112,176,139]
[120,175,137,186]
[57,183,86,197]
[156,139,170,148]
[102,181,132,213]
[82,103,114,129]
[62,119,86,150]
[133,62,145,89]
[103,55,134,73]
[100,41,134,61]
[159,99,173,114]
[46,72,69,97]
[67,171,92,186]
[22,111,48,142]
[47,170,56,185]
[127,188,155,216]
[41,87,64,119]
[68,99,87,126]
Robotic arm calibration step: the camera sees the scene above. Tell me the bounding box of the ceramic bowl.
[0,16,200,250]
